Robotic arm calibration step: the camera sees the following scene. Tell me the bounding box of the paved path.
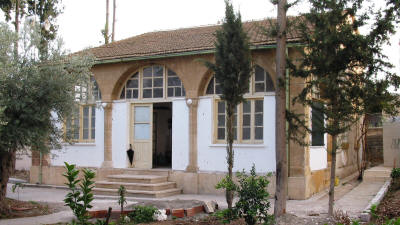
[0,176,387,225]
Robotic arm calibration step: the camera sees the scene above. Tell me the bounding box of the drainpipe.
[285,47,290,177]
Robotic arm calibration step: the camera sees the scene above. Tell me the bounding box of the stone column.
[186,98,199,172]
[101,102,113,168]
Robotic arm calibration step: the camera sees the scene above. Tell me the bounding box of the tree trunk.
[13,0,20,58]
[226,102,235,209]
[112,0,116,42]
[0,150,16,214]
[274,0,288,217]
[105,0,110,44]
[328,135,337,217]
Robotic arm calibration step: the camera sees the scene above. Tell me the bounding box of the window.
[215,99,263,143]
[311,102,324,146]
[205,65,274,95]
[75,76,102,102]
[66,105,96,142]
[120,65,185,100]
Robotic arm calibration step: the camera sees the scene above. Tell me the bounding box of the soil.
[10,169,30,181]
[0,198,66,219]
[374,185,400,224]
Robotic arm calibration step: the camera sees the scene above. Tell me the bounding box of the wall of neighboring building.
[197,95,276,173]
[51,107,105,167]
[15,151,32,171]
[383,117,400,167]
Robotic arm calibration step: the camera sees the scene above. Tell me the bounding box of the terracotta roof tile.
[90,18,301,61]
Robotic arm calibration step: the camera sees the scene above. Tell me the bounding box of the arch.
[118,65,186,100]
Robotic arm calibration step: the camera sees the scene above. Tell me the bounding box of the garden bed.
[374,185,400,224]
[0,198,64,219]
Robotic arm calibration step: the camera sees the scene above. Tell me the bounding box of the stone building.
[30,19,360,199]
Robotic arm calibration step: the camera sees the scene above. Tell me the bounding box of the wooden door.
[131,104,153,169]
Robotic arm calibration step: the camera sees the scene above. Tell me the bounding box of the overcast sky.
[1,0,399,75]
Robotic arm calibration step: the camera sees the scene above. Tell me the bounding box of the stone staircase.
[363,165,392,182]
[93,169,181,198]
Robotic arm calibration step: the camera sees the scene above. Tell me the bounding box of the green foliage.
[391,168,400,179]
[11,182,24,193]
[235,165,273,225]
[216,176,236,192]
[63,162,96,225]
[370,204,378,220]
[128,205,159,224]
[118,185,127,213]
[214,208,239,224]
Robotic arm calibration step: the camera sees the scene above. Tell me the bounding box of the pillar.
[101,102,113,168]
[186,98,199,172]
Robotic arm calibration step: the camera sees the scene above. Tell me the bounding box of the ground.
[0,198,65,219]
[374,186,400,224]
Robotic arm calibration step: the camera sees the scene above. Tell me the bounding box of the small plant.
[235,165,273,225]
[333,209,351,225]
[63,162,96,225]
[11,182,25,201]
[213,208,238,224]
[370,204,378,220]
[391,168,400,179]
[118,185,127,214]
[128,205,159,224]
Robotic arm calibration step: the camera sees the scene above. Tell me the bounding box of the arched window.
[120,65,185,100]
[205,65,274,95]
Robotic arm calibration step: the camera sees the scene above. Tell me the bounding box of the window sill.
[62,142,96,147]
[209,143,266,149]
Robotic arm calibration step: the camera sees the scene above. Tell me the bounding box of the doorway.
[152,102,172,168]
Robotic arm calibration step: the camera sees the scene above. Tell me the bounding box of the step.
[122,168,170,176]
[95,181,176,191]
[106,174,168,184]
[93,187,182,198]
[364,166,392,181]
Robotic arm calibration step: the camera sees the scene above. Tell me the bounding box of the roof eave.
[94,42,304,65]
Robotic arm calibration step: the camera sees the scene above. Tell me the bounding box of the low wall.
[30,166,276,197]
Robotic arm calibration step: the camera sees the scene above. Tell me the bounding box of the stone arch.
[197,69,215,96]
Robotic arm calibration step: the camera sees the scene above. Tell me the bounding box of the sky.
[1,0,399,74]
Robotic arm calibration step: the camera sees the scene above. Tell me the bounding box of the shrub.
[235,165,273,225]
[63,162,95,225]
[128,205,159,224]
[391,168,400,179]
[213,208,239,224]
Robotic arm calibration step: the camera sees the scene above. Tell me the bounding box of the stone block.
[172,208,185,218]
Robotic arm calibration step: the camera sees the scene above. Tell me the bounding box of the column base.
[185,165,199,173]
[101,160,114,168]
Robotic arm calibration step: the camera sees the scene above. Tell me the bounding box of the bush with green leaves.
[213,208,238,224]
[63,162,96,224]
[128,205,159,224]
[391,168,400,179]
[235,165,273,225]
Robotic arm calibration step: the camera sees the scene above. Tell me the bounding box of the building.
[30,19,360,199]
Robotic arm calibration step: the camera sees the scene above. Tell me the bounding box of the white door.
[131,104,153,169]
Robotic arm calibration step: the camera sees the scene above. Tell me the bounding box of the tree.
[274,0,288,217]
[289,0,400,216]
[0,22,93,214]
[0,0,26,56]
[206,0,251,209]
[101,0,110,44]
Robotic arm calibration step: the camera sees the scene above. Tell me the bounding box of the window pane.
[131,72,138,79]
[218,102,225,113]
[154,78,163,87]
[91,129,95,139]
[143,67,152,77]
[143,89,152,98]
[218,115,225,126]
[243,115,250,126]
[265,72,275,92]
[255,127,263,140]
[218,128,225,140]
[153,66,163,77]
[255,83,265,92]
[132,90,138,99]
[168,69,176,76]
[243,128,250,140]
[168,77,180,86]
[206,78,214,94]
[255,114,263,126]
[120,87,125,99]
[168,88,174,97]
[153,88,163,98]
[83,129,89,139]
[175,87,181,96]
[216,83,222,94]
[126,79,138,88]
[243,101,251,113]
[126,89,132,99]
[312,102,324,146]
[83,118,89,129]
[255,100,263,113]
[143,78,152,88]
[255,66,264,81]
[135,106,150,122]
[134,124,151,140]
